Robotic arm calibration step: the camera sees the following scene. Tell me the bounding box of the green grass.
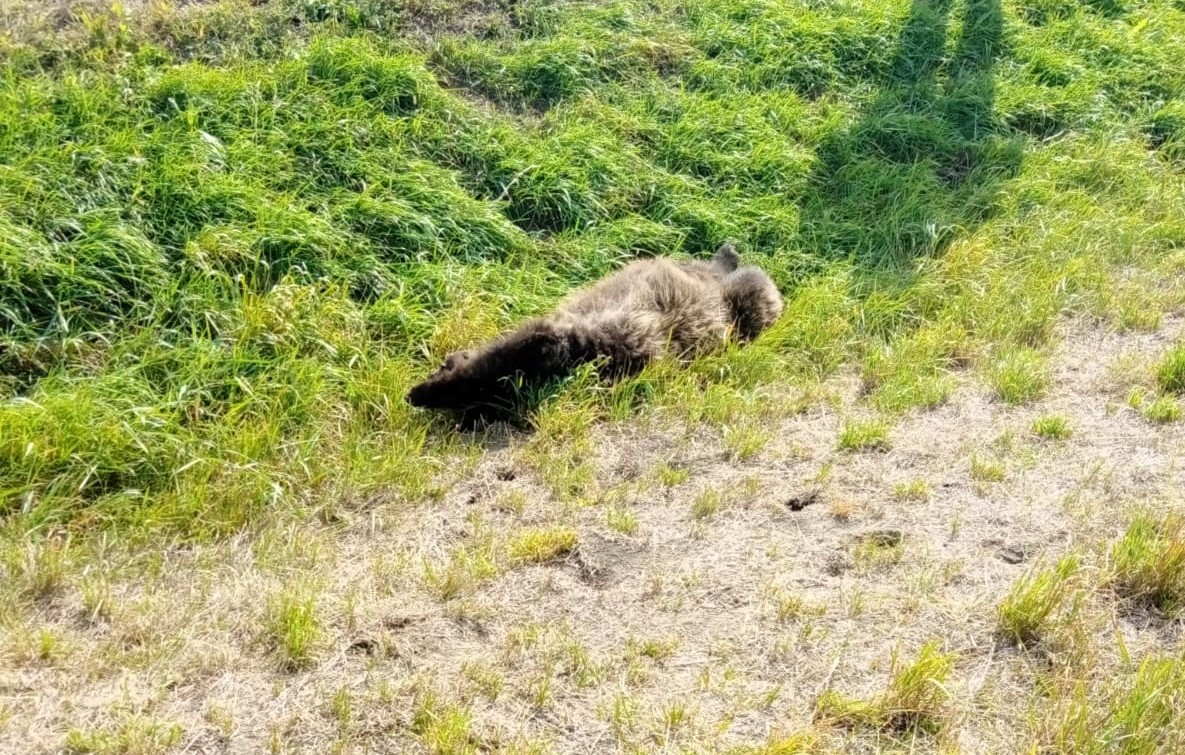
[1143,395,1182,424]
[264,584,323,670]
[970,454,1006,482]
[986,346,1050,405]
[1039,654,1185,754]
[1155,345,1185,395]
[837,419,891,452]
[997,553,1081,646]
[0,0,1181,543]
[507,527,578,564]
[1032,414,1072,440]
[64,716,183,755]
[1109,512,1185,612]
[816,640,955,734]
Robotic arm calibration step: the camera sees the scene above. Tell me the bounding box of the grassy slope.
[2,0,1185,748]
[2,0,1183,537]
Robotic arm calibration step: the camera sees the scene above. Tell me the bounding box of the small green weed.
[606,505,639,535]
[423,534,499,600]
[264,585,323,670]
[691,489,723,520]
[893,479,932,502]
[1032,414,1072,440]
[410,692,478,755]
[654,463,690,487]
[851,531,904,573]
[508,527,577,564]
[838,419,890,452]
[987,347,1049,405]
[1155,345,1185,394]
[970,455,1005,482]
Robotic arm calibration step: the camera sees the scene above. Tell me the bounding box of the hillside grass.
[1,0,1182,542]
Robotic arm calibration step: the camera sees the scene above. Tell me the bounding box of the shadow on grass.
[800,0,1021,274]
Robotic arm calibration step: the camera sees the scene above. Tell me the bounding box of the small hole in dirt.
[347,639,378,655]
[786,489,821,511]
[384,615,423,630]
[861,530,904,548]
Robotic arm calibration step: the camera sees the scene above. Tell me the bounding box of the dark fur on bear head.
[406,319,572,411]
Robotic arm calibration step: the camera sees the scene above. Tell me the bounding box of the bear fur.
[406,243,783,416]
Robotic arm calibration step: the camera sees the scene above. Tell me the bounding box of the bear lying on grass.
[407,243,783,420]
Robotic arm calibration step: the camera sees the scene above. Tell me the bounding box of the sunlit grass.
[0,0,1181,544]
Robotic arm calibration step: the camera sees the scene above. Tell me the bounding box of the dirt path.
[4,316,1185,754]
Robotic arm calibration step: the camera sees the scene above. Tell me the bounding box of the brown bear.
[406,243,783,417]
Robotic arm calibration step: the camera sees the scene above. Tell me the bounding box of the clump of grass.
[861,322,966,414]
[728,732,820,754]
[1037,654,1185,755]
[264,585,323,670]
[460,660,504,702]
[10,535,71,601]
[410,691,478,755]
[508,527,577,564]
[1143,395,1182,424]
[1155,345,1185,394]
[893,479,932,502]
[691,489,723,520]
[423,533,499,600]
[1032,414,1072,440]
[986,346,1049,405]
[837,418,890,452]
[654,462,690,487]
[851,531,904,572]
[1110,285,1163,332]
[970,455,1005,482]
[64,716,183,755]
[761,586,827,624]
[723,422,769,461]
[997,554,1081,646]
[606,505,639,535]
[1109,512,1185,612]
[628,636,680,663]
[828,498,856,522]
[816,640,955,733]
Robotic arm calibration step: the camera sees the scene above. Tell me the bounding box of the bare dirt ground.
[4,316,1185,754]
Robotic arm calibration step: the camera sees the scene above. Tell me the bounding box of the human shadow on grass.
[799,0,1020,274]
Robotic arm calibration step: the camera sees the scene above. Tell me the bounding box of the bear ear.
[713,242,740,272]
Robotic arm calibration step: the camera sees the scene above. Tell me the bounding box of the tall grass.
[1,0,1184,536]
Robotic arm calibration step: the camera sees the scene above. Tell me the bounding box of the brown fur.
[406,243,783,415]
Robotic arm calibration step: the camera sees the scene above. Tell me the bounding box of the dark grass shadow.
[799,0,1021,277]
